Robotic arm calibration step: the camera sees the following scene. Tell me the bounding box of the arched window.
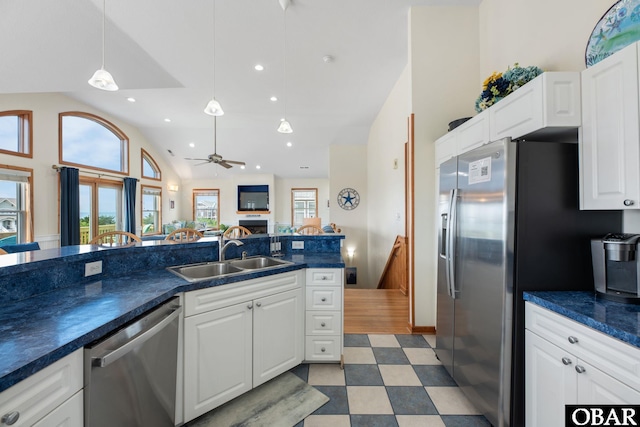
[59,112,129,174]
[0,110,32,157]
[141,148,161,180]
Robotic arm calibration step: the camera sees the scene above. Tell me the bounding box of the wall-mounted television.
[237,185,269,211]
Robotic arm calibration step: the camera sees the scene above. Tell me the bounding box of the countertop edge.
[523,291,640,349]
[0,258,344,393]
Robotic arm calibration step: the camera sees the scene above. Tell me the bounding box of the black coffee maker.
[591,233,640,304]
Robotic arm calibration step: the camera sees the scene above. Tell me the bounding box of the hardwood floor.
[344,288,411,334]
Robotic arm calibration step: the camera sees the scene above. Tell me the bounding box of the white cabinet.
[304,268,344,363]
[580,42,640,210]
[435,110,490,167]
[436,72,581,168]
[0,349,83,427]
[525,302,640,427]
[490,72,581,141]
[183,271,303,422]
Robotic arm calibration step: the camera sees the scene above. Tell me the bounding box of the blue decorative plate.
[586,0,640,67]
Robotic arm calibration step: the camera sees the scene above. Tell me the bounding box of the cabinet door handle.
[321,297,327,302]
[568,336,579,344]
[1,411,20,425]
[321,347,326,352]
[575,365,586,374]
[321,322,326,327]
[624,199,635,206]
[247,303,253,309]
[256,302,262,307]
[321,276,328,280]
[562,357,572,365]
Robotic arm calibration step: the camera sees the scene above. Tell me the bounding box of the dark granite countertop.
[523,291,640,349]
[0,253,344,393]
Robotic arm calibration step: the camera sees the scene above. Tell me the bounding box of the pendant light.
[88,0,119,91]
[277,0,293,133]
[204,0,224,116]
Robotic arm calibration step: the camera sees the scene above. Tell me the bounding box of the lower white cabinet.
[304,268,344,363]
[525,302,640,427]
[183,271,304,423]
[0,349,83,427]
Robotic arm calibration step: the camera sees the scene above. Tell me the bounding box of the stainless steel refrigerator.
[435,137,621,427]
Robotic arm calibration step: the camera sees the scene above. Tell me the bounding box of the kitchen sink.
[228,256,290,270]
[167,256,293,282]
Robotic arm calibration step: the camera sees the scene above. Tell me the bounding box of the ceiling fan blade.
[218,161,233,169]
[224,160,246,166]
[193,161,212,166]
[185,157,211,161]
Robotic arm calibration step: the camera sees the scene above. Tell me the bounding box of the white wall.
[0,92,181,247]
[330,144,368,287]
[366,66,410,289]
[409,6,479,327]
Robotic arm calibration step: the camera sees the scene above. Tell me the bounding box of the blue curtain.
[124,177,137,235]
[60,167,80,246]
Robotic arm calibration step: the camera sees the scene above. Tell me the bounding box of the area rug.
[186,372,329,427]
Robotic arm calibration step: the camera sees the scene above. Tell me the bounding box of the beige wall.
[479,0,612,79]
[274,177,330,228]
[0,92,181,247]
[180,174,276,230]
[409,6,479,327]
[401,0,618,327]
[366,66,410,288]
[330,144,368,287]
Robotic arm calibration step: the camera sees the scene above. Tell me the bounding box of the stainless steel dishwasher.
[84,296,182,427]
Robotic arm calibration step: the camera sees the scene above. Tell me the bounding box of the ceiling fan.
[186,117,246,169]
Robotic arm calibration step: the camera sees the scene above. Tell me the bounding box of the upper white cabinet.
[580,42,640,210]
[490,72,581,141]
[436,72,581,168]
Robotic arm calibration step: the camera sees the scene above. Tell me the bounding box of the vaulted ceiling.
[1,0,463,180]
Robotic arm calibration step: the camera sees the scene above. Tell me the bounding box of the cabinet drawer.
[306,286,342,310]
[185,270,302,316]
[305,336,341,361]
[525,302,640,391]
[306,269,342,286]
[305,311,342,335]
[0,349,83,427]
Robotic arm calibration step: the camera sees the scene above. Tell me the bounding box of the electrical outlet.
[292,241,304,250]
[85,260,103,277]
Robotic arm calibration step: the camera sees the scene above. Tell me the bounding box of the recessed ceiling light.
[270,96,278,102]
[189,142,195,148]
[240,165,246,170]
[127,97,136,103]
[256,165,261,170]
[254,64,264,71]
[286,142,292,147]
[164,118,171,123]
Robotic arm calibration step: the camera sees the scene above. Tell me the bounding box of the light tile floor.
[292,334,491,427]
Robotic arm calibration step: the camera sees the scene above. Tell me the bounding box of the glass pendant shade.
[88,68,119,91]
[204,98,224,116]
[277,119,293,134]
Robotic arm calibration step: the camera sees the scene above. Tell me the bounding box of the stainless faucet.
[219,236,244,261]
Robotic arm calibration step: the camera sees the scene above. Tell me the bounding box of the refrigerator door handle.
[446,189,458,299]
